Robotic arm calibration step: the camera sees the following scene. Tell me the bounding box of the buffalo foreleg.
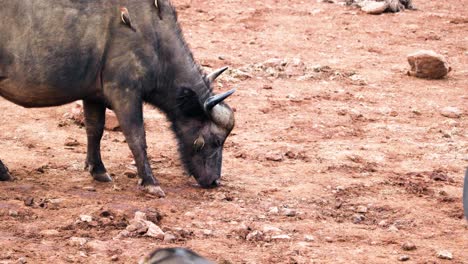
[84,100,112,182]
[108,93,165,197]
[0,160,12,181]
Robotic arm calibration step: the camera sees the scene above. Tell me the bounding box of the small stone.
[134,211,147,221]
[163,233,177,242]
[352,214,365,224]
[24,197,34,207]
[378,220,388,227]
[265,152,284,162]
[124,170,137,178]
[398,255,410,261]
[145,222,165,239]
[388,225,399,232]
[268,207,279,214]
[110,255,119,262]
[39,229,60,236]
[64,138,80,147]
[361,1,389,14]
[246,230,264,241]
[262,84,273,90]
[402,241,417,251]
[407,50,451,79]
[126,220,148,234]
[262,225,282,234]
[440,107,462,119]
[271,234,291,241]
[83,186,96,192]
[304,235,315,242]
[8,210,19,217]
[324,236,333,243]
[17,257,27,264]
[68,237,88,247]
[202,229,213,236]
[282,208,297,217]
[356,206,368,213]
[437,250,453,260]
[79,215,93,223]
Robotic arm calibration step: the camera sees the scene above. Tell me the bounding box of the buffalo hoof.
[141,185,166,198]
[92,172,113,182]
[0,161,12,181]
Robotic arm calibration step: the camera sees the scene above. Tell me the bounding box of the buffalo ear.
[176,87,204,117]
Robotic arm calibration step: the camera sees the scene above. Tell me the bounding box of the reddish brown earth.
[0,0,467,263]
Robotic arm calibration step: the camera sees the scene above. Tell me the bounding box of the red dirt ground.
[0,0,467,263]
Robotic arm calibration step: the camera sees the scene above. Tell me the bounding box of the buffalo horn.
[204,89,236,112]
[207,67,228,83]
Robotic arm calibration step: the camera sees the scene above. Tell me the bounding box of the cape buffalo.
[0,0,236,197]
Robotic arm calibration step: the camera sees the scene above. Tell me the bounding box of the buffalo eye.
[193,135,205,152]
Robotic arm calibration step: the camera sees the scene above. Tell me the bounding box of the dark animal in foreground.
[0,0,236,197]
[464,168,468,221]
[140,248,213,264]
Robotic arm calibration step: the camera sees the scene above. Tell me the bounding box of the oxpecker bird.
[120,7,136,31]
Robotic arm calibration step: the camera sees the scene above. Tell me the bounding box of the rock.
[378,220,388,227]
[352,214,365,224]
[262,225,282,234]
[361,1,389,14]
[163,233,177,242]
[87,240,108,252]
[105,111,121,131]
[69,237,88,247]
[24,197,34,207]
[110,255,119,262]
[265,152,284,162]
[246,230,264,241]
[398,255,410,262]
[388,225,399,232]
[271,234,291,241]
[202,229,213,236]
[356,206,368,213]
[437,250,453,260]
[304,235,315,242]
[134,211,147,221]
[440,107,462,119]
[402,241,417,251]
[40,229,60,236]
[233,223,250,238]
[17,257,27,264]
[126,220,149,234]
[407,50,451,79]
[8,210,19,217]
[124,170,137,178]
[145,221,165,239]
[64,137,80,147]
[324,236,333,243]
[79,215,93,223]
[282,208,297,217]
[268,207,279,215]
[83,186,96,192]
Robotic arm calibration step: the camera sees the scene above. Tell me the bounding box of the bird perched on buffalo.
[140,248,213,264]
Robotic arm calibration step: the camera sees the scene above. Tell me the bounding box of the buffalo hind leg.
[0,160,12,181]
[110,94,165,197]
[83,100,112,182]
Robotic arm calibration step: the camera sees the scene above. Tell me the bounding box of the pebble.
[8,210,19,217]
[268,207,279,215]
[163,233,177,242]
[83,186,96,192]
[402,241,417,251]
[440,107,462,119]
[262,225,282,234]
[145,221,165,239]
[79,215,93,223]
[17,257,27,264]
[407,50,451,79]
[378,220,388,227]
[324,236,334,243]
[126,220,148,234]
[134,211,147,221]
[24,197,34,207]
[304,235,315,242]
[124,170,137,178]
[388,225,399,232]
[202,229,213,236]
[282,208,297,217]
[39,229,60,237]
[68,237,88,247]
[271,234,291,241]
[352,214,365,224]
[246,230,264,241]
[110,255,119,262]
[437,250,453,260]
[265,152,284,162]
[398,255,410,262]
[356,206,368,213]
[64,138,80,147]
